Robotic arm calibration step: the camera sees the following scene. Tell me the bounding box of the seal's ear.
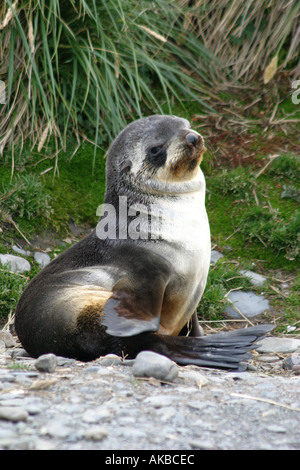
[120,159,132,175]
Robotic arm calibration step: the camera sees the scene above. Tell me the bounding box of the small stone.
[0,331,17,348]
[97,354,122,366]
[189,438,215,450]
[29,378,58,390]
[224,291,269,319]
[210,250,224,264]
[34,252,51,267]
[240,270,267,286]
[10,348,30,358]
[82,408,111,423]
[292,365,300,374]
[0,407,28,422]
[256,337,300,354]
[132,351,178,382]
[179,370,209,387]
[34,353,58,373]
[265,424,286,433]
[41,420,71,438]
[83,426,108,441]
[0,254,31,273]
[282,353,300,370]
[286,326,296,333]
[12,245,32,257]
[256,355,280,363]
[144,395,181,408]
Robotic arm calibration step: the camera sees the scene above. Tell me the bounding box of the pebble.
[0,254,31,273]
[210,250,224,264]
[34,353,58,373]
[33,252,51,267]
[0,407,29,422]
[97,354,123,366]
[12,245,32,257]
[83,427,109,441]
[132,351,179,381]
[224,291,270,318]
[0,330,300,450]
[256,337,300,354]
[0,331,17,348]
[282,353,300,371]
[240,270,267,286]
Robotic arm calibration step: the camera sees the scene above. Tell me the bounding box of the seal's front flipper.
[103,276,165,337]
[122,324,274,371]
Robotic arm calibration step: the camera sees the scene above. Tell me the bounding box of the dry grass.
[180,0,300,83]
[0,0,299,163]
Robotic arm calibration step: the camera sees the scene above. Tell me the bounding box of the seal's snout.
[186,133,199,147]
[185,132,204,150]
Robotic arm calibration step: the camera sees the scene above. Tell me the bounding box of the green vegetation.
[197,259,253,321]
[1,173,52,221]
[0,0,219,164]
[0,268,29,320]
[0,1,299,332]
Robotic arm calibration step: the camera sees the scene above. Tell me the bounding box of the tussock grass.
[180,0,300,83]
[1,1,299,165]
[1,173,52,220]
[0,0,219,164]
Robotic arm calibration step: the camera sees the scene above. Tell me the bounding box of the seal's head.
[105,115,206,197]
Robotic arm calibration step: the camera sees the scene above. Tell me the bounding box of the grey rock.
[0,407,28,422]
[189,438,216,450]
[97,354,122,366]
[265,424,287,433]
[10,348,30,358]
[282,353,300,370]
[0,341,5,353]
[210,250,224,264]
[132,351,179,381]
[34,353,58,373]
[82,408,111,423]
[256,355,280,363]
[34,252,51,267]
[0,331,17,348]
[256,337,300,354]
[179,369,209,387]
[40,419,71,438]
[83,426,108,441]
[1,327,300,450]
[144,395,181,408]
[240,270,267,286]
[0,254,31,273]
[12,245,32,257]
[224,291,269,318]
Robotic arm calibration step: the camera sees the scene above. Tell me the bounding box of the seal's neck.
[118,168,205,199]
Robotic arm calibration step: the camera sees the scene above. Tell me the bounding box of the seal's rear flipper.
[123,325,274,371]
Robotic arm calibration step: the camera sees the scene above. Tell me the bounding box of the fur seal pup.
[15,115,273,370]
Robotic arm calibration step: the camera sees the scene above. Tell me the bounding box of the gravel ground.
[0,332,299,452]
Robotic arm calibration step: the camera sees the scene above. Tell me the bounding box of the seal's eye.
[146,144,167,168]
[150,146,163,157]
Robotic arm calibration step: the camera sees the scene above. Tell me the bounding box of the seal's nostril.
[186,133,199,147]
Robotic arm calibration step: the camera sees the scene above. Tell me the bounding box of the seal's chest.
[155,195,208,249]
